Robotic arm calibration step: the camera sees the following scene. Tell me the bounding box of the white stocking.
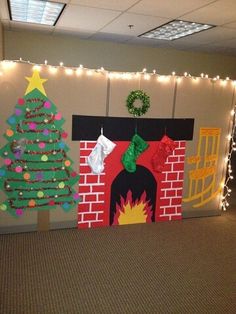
[87,135,116,174]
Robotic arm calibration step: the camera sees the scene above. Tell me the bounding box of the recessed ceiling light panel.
[8,0,66,26]
[139,20,215,41]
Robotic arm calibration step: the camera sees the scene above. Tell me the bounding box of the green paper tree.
[0,70,80,217]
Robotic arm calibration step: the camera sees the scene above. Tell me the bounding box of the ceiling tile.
[70,0,138,11]
[128,0,216,18]
[181,0,236,26]
[9,21,53,34]
[101,13,169,36]
[57,4,121,31]
[53,28,94,38]
[223,21,236,29]
[90,32,133,43]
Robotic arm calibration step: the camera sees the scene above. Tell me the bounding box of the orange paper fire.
[113,190,152,225]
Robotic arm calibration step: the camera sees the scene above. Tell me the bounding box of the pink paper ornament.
[44,101,51,109]
[55,112,62,120]
[16,208,23,216]
[29,122,37,130]
[15,166,23,173]
[73,193,79,200]
[4,158,12,166]
[38,142,45,149]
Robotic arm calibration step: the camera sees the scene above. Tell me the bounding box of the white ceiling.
[1,0,236,56]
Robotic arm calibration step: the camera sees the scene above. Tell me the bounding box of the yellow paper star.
[25,70,48,96]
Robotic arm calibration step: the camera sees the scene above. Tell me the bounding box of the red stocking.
[151,135,177,172]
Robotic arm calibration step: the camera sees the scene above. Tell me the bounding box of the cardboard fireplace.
[72,116,194,229]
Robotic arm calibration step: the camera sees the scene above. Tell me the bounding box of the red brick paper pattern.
[78,140,186,228]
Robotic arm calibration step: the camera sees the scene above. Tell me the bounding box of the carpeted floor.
[0,210,236,314]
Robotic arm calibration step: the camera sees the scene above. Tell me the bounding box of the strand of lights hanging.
[0,59,236,86]
[221,105,236,211]
[0,58,236,211]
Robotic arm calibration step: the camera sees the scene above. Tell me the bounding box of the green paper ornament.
[58,182,65,189]
[37,191,44,198]
[0,204,7,211]
[41,154,48,162]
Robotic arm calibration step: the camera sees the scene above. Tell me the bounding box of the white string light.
[1,58,236,212]
[0,58,235,84]
[221,104,236,211]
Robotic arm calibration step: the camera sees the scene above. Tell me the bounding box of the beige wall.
[4,29,236,79]
[0,62,235,232]
[0,22,4,60]
[1,29,236,232]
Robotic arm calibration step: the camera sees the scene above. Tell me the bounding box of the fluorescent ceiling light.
[8,0,66,26]
[140,20,215,41]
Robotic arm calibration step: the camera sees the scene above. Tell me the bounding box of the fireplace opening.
[110,165,157,225]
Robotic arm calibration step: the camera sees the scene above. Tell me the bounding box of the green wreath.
[126,90,150,117]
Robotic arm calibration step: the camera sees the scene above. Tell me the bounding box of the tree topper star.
[25,70,48,96]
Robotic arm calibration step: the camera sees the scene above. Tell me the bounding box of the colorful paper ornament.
[15,166,23,173]
[8,116,16,124]
[23,173,30,180]
[62,202,70,211]
[44,101,51,109]
[59,142,65,149]
[0,204,7,211]
[18,98,25,105]
[16,208,23,216]
[73,193,79,201]
[58,182,65,189]
[29,122,37,130]
[54,112,62,120]
[4,158,12,166]
[6,129,14,137]
[28,199,36,207]
[37,191,44,198]
[15,108,22,116]
[41,155,48,162]
[0,169,6,176]
[38,142,45,149]
[61,132,68,139]
[65,160,71,167]
[43,129,50,136]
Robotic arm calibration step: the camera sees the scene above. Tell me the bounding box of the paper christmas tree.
[0,70,80,217]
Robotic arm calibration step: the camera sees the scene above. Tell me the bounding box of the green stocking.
[122,134,149,173]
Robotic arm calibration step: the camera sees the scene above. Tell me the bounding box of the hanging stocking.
[87,134,116,174]
[122,134,149,173]
[151,134,177,173]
